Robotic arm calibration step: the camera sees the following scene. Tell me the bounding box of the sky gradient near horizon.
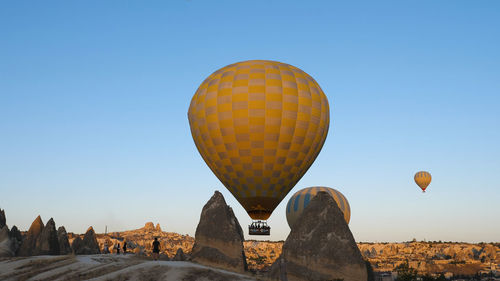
[1,1,499,242]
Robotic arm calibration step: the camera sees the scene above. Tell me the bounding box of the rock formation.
[103,224,194,258]
[191,191,247,273]
[155,223,162,232]
[71,236,82,254]
[35,218,60,255]
[82,226,101,255]
[9,225,22,255]
[57,226,72,254]
[10,225,22,242]
[0,225,14,257]
[173,247,188,261]
[0,209,15,257]
[73,226,101,254]
[269,191,367,281]
[18,215,44,256]
[0,209,5,229]
[144,222,155,231]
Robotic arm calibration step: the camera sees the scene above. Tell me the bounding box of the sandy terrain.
[0,255,259,281]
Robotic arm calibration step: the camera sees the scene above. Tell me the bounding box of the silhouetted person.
[152,238,160,260]
[115,243,120,254]
[123,241,127,254]
[103,241,110,254]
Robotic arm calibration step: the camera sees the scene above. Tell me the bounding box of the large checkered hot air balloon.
[188,60,330,235]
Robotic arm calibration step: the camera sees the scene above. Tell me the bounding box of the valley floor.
[0,255,259,281]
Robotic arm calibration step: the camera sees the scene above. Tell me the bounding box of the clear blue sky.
[1,1,499,242]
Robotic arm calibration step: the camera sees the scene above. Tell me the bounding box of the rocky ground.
[245,240,500,276]
[358,241,500,276]
[56,224,500,277]
[0,255,259,281]
[72,222,194,258]
[3,203,500,279]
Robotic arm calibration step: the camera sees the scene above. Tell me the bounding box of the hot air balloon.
[286,186,350,229]
[414,171,431,192]
[188,60,330,235]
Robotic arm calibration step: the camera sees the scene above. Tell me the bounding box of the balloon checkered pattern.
[188,60,330,220]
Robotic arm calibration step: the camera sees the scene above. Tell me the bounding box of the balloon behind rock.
[286,186,350,229]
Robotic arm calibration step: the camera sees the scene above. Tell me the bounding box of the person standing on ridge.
[115,243,121,255]
[123,241,127,254]
[152,237,160,260]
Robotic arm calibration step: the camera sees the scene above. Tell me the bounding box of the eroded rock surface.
[0,226,14,257]
[191,191,247,273]
[173,247,188,261]
[270,191,367,281]
[9,225,22,255]
[36,218,60,255]
[0,209,5,229]
[18,215,44,256]
[73,226,101,254]
[57,226,72,254]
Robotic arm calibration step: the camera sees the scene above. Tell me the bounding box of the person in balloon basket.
[152,237,160,260]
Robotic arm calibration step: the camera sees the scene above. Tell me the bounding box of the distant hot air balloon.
[286,186,350,229]
[188,60,330,235]
[414,171,431,192]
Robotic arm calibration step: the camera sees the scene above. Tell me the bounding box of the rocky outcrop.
[144,222,155,231]
[269,191,367,281]
[36,218,60,255]
[155,223,162,232]
[18,215,44,256]
[9,225,22,255]
[245,240,282,270]
[0,225,15,257]
[73,227,100,255]
[191,191,247,273]
[10,225,22,242]
[57,226,72,254]
[173,248,188,261]
[71,236,82,254]
[0,209,5,229]
[0,209,15,257]
[102,226,194,258]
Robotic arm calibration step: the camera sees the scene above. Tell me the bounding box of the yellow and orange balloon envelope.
[414,171,432,192]
[188,60,330,220]
[286,186,350,228]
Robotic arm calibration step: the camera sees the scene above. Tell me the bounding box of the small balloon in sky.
[414,171,432,193]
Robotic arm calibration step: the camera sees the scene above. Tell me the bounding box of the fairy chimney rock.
[57,226,72,255]
[73,226,100,254]
[36,218,60,255]
[0,209,5,229]
[18,215,44,256]
[191,191,247,273]
[269,191,367,281]
[0,225,15,257]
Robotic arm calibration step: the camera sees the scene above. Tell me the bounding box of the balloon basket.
[249,220,270,236]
